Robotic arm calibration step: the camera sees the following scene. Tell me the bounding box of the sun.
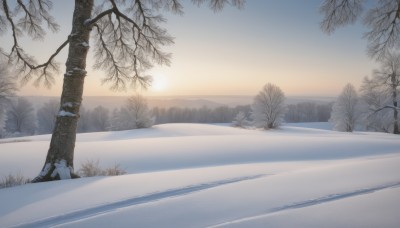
[151,73,168,92]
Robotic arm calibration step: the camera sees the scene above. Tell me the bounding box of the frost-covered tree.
[320,0,400,59]
[0,63,16,102]
[36,100,59,134]
[0,0,244,182]
[232,111,249,128]
[330,84,360,132]
[5,97,36,136]
[359,88,392,133]
[0,62,17,137]
[360,52,400,134]
[111,95,154,130]
[89,105,110,132]
[251,83,286,129]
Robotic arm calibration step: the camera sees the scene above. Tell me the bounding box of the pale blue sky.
[0,0,377,97]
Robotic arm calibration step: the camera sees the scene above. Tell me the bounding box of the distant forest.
[0,96,332,138]
[152,102,332,124]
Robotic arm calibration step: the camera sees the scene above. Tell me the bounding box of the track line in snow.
[209,181,400,227]
[12,175,265,228]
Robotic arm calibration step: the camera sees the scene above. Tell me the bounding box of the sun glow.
[151,73,168,92]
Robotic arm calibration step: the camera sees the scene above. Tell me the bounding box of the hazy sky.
[1,1,378,97]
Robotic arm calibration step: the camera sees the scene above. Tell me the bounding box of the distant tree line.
[285,102,332,123]
[0,94,333,138]
[3,49,397,137]
[152,105,251,124]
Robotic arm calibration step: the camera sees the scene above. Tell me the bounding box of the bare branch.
[90,0,175,91]
[37,38,69,70]
[1,0,64,87]
[364,0,400,59]
[192,0,245,12]
[374,105,400,113]
[320,0,364,34]
[15,0,59,39]
[320,0,400,59]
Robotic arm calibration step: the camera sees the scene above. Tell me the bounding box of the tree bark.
[32,0,93,182]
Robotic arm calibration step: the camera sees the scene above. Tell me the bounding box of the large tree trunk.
[32,0,93,182]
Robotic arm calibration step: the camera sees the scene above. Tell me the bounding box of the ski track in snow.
[209,181,400,227]
[11,175,265,228]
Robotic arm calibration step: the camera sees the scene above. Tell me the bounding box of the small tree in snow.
[330,83,360,132]
[251,83,286,129]
[232,111,249,128]
[111,95,154,130]
[5,97,36,136]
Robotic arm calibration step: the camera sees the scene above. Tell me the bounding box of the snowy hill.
[0,123,399,227]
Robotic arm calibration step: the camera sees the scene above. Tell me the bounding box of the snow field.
[0,123,399,227]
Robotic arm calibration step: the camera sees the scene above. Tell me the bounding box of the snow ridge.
[209,181,400,227]
[12,175,265,228]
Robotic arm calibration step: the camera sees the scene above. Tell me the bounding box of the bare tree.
[0,0,244,182]
[359,88,392,132]
[360,52,400,134]
[111,95,154,130]
[36,100,59,134]
[320,0,400,59]
[251,83,286,129]
[0,62,17,137]
[5,97,36,136]
[0,62,16,102]
[360,77,391,132]
[330,83,360,132]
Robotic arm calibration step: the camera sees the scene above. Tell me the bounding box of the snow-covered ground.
[0,123,399,227]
